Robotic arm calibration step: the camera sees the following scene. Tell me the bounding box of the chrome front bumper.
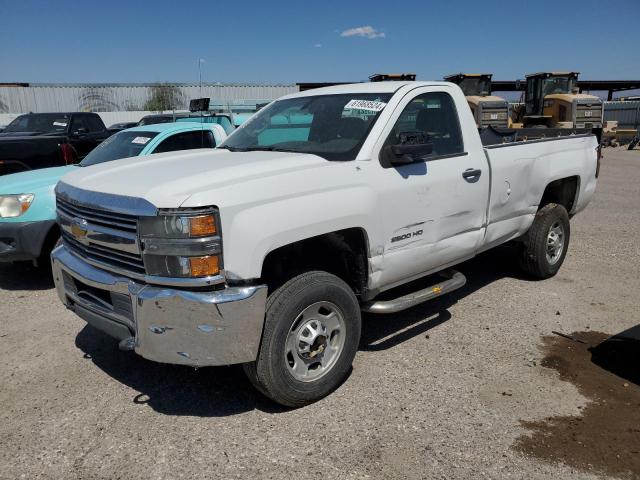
[51,245,267,367]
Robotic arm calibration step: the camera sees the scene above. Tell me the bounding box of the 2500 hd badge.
[391,229,424,243]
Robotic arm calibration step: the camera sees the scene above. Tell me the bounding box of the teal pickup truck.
[0,122,226,267]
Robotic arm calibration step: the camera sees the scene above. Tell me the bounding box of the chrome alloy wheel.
[546,221,565,265]
[285,301,346,382]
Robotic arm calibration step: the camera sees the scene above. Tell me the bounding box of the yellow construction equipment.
[515,72,603,129]
[444,73,509,128]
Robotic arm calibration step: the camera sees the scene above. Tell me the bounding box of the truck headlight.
[0,194,34,218]
[139,209,222,278]
[138,213,217,238]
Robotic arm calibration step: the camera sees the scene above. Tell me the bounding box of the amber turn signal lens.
[188,255,219,277]
[189,215,217,236]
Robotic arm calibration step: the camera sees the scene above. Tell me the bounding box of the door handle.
[462,168,482,182]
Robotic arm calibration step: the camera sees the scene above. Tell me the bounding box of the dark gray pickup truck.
[0,112,109,176]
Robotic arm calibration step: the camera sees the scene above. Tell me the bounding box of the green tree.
[143,84,184,111]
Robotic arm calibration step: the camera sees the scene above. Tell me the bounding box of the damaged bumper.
[51,245,267,367]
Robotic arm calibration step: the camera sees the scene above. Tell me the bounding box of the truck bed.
[480,132,599,252]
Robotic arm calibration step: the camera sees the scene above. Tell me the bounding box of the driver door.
[371,87,490,289]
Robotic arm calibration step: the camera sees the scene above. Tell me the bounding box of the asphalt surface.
[1,148,639,480]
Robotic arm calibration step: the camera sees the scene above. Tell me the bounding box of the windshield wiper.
[218,145,249,152]
[219,145,299,153]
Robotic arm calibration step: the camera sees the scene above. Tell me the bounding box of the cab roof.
[122,122,213,133]
[281,81,454,99]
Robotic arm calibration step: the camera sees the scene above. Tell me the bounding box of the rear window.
[80,131,159,166]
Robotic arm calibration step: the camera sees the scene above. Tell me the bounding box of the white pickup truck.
[51,81,598,406]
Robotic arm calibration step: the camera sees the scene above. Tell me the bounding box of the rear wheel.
[518,203,570,279]
[243,271,361,407]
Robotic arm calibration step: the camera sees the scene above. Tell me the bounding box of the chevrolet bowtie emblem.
[71,218,88,239]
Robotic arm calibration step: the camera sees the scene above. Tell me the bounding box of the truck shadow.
[590,324,640,387]
[73,245,529,417]
[360,244,527,350]
[74,325,289,417]
[0,262,54,291]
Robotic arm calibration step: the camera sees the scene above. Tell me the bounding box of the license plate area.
[62,271,134,323]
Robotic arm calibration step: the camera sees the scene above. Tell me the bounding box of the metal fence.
[0,83,298,114]
[604,101,640,132]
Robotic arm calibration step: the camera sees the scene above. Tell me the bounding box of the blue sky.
[1,0,639,85]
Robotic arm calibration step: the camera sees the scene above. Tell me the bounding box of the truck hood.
[0,166,75,194]
[59,149,335,208]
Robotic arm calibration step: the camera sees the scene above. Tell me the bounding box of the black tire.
[35,231,61,272]
[243,271,361,407]
[518,203,570,279]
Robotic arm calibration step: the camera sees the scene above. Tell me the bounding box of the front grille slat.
[61,231,146,275]
[57,198,138,232]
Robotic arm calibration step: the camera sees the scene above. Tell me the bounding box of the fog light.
[189,255,219,277]
[144,254,221,278]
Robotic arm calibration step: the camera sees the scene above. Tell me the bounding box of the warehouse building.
[0,83,297,114]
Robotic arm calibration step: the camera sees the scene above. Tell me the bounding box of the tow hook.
[118,337,135,351]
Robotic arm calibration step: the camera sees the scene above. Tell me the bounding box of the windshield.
[80,131,159,166]
[457,77,491,96]
[220,93,392,161]
[542,76,576,96]
[4,113,70,134]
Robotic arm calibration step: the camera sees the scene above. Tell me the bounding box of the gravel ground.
[1,148,638,480]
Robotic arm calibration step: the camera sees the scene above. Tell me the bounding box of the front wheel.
[518,203,570,279]
[243,271,361,407]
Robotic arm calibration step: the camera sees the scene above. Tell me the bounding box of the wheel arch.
[539,175,580,214]
[259,227,371,298]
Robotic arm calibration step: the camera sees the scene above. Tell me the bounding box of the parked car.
[0,122,226,267]
[0,112,109,176]
[107,122,138,134]
[137,113,190,126]
[175,114,235,134]
[141,113,237,134]
[51,81,598,406]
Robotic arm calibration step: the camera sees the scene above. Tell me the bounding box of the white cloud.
[314,43,322,48]
[340,25,385,39]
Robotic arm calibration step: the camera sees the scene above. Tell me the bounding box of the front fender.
[221,185,378,280]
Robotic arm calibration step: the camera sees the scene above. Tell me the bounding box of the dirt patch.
[514,330,640,479]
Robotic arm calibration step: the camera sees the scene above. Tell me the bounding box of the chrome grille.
[61,230,146,275]
[57,196,138,232]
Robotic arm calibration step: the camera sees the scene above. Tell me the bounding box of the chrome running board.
[361,269,466,314]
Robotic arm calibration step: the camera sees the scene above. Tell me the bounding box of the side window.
[70,116,89,133]
[86,115,105,132]
[202,130,216,147]
[380,92,464,167]
[153,130,215,153]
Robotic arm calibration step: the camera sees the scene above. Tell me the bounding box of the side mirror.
[388,131,433,165]
[390,143,434,165]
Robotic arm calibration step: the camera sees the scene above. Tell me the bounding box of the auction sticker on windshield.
[132,137,152,145]
[344,99,387,112]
